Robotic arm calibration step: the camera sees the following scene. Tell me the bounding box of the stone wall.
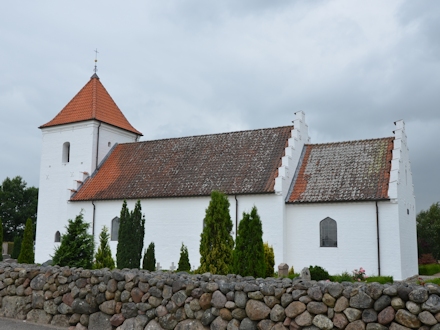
[0,263,438,330]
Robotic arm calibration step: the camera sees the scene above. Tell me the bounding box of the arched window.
[55,231,61,243]
[62,142,70,163]
[111,217,120,241]
[320,217,337,247]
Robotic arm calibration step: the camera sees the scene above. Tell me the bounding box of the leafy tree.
[199,191,234,275]
[0,176,38,240]
[116,200,145,269]
[18,218,34,264]
[417,202,440,260]
[143,242,156,271]
[52,213,94,268]
[177,243,191,272]
[94,226,115,269]
[263,242,275,277]
[0,218,3,261]
[11,235,22,259]
[232,206,266,277]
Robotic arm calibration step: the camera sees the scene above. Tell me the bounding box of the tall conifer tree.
[116,200,145,269]
[199,191,234,275]
[18,218,34,264]
[232,206,266,277]
[116,200,131,268]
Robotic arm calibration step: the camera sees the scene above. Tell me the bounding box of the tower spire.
[91,49,99,79]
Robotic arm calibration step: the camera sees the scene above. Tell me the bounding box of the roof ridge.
[306,136,394,146]
[122,125,294,145]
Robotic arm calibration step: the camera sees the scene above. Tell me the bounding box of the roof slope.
[287,137,394,203]
[39,74,142,135]
[71,126,292,201]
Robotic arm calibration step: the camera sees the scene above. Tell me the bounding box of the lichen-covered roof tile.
[287,137,394,203]
[71,126,292,201]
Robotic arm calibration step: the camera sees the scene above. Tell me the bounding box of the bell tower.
[35,73,142,263]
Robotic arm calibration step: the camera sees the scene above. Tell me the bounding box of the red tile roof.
[287,137,394,203]
[71,126,293,201]
[39,74,142,136]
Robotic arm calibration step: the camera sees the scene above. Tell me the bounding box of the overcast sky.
[1,0,439,212]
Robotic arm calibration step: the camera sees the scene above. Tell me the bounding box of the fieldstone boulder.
[175,319,206,330]
[295,311,313,327]
[378,306,395,325]
[88,311,112,330]
[409,288,429,303]
[333,312,348,329]
[395,309,421,328]
[346,319,366,330]
[312,314,333,330]
[350,291,373,309]
[245,300,271,321]
[422,294,440,313]
[285,301,306,318]
[418,310,437,326]
[26,309,52,324]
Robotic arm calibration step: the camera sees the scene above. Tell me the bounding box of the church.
[35,73,418,280]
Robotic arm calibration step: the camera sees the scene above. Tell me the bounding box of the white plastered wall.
[66,193,284,271]
[286,202,382,277]
[35,121,138,263]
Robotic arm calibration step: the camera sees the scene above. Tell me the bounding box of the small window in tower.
[108,142,111,147]
[55,231,61,243]
[62,142,70,163]
[320,217,337,247]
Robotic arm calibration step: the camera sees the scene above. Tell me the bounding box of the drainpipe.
[95,122,102,171]
[92,201,96,239]
[376,201,381,276]
[235,195,238,240]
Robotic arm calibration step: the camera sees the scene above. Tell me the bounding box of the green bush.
[52,213,94,268]
[18,219,34,264]
[232,206,265,278]
[143,242,156,271]
[94,226,115,270]
[309,265,331,281]
[11,236,22,259]
[332,272,353,283]
[365,276,393,284]
[263,243,275,277]
[177,243,191,272]
[199,191,234,275]
[424,278,440,285]
[419,263,440,275]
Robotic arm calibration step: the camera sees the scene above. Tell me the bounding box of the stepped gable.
[71,125,293,201]
[287,137,394,203]
[39,74,142,136]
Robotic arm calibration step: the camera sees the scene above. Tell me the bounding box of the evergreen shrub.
[12,235,22,259]
[52,213,94,268]
[199,191,234,275]
[143,242,156,271]
[18,218,34,264]
[177,243,191,272]
[232,206,265,277]
[94,226,115,269]
[263,242,275,277]
[116,200,145,269]
[419,263,440,276]
[309,265,331,281]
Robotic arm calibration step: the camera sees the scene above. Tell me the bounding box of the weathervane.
[94,48,99,73]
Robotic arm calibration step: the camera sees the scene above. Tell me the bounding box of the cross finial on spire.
[94,48,99,73]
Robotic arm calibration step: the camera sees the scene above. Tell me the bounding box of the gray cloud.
[0,0,438,212]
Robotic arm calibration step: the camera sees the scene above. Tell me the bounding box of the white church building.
[35,74,418,280]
